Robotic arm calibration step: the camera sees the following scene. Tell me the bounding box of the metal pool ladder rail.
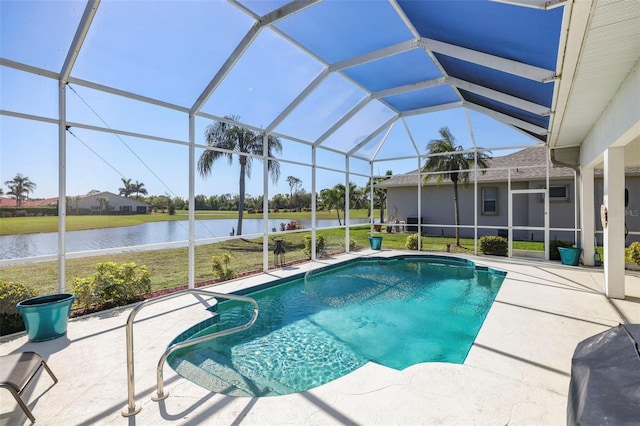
[121,289,259,417]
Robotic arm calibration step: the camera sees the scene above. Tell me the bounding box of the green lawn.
[2,214,634,300]
[1,227,478,297]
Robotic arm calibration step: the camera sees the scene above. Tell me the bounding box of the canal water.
[1,218,367,260]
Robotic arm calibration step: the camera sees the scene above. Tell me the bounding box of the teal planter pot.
[17,293,75,342]
[368,236,383,250]
[558,247,582,266]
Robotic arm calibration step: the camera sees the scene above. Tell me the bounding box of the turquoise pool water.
[168,255,505,397]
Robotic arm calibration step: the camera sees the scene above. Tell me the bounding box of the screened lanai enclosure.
[1,0,639,299]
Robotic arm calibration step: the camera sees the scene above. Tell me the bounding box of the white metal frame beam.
[373,77,446,99]
[419,38,558,83]
[191,0,321,115]
[401,101,462,117]
[465,102,548,135]
[347,115,398,157]
[313,95,372,147]
[448,77,551,116]
[266,68,330,132]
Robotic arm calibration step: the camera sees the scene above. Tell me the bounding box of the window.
[482,187,497,214]
[539,185,570,201]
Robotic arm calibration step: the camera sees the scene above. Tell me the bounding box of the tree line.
[3,117,489,243]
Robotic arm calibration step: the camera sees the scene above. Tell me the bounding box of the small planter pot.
[368,236,383,250]
[16,293,75,342]
[558,247,582,266]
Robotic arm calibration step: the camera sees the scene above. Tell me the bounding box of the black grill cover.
[567,324,640,425]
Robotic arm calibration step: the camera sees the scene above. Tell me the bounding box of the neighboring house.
[1,192,150,214]
[71,191,150,214]
[0,197,58,208]
[378,146,640,245]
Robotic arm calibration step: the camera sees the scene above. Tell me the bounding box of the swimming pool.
[167,255,506,397]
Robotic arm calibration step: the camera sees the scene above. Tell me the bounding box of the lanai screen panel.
[1,0,567,159]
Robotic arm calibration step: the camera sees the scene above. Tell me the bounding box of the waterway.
[0,218,368,260]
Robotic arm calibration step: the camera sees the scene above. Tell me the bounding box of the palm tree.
[198,115,282,235]
[286,176,301,209]
[367,170,393,223]
[319,182,358,226]
[422,127,491,246]
[320,186,343,226]
[119,178,134,198]
[132,180,148,199]
[4,173,36,207]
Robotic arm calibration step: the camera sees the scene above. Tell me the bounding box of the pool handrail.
[121,288,259,417]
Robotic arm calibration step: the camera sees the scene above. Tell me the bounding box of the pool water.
[168,256,505,397]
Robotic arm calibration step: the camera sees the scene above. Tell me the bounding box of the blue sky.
[0,0,540,200]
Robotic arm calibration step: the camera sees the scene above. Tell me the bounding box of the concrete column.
[580,167,595,265]
[603,147,625,299]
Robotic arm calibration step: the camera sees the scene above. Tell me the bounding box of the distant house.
[71,191,150,214]
[0,197,58,208]
[378,146,640,244]
[1,192,150,215]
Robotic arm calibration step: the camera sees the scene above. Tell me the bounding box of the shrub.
[0,280,37,335]
[303,234,325,259]
[405,233,426,251]
[342,238,357,251]
[628,242,640,266]
[550,239,573,260]
[211,252,235,281]
[73,262,151,309]
[480,236,508,256]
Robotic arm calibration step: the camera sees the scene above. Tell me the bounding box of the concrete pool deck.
[2,250,639,425]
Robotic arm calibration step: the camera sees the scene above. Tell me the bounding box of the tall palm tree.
[198,115,282,236]
[119,178,134,198]
[422,127,491,246]
[132,180,148,199]
[4,173,36,207]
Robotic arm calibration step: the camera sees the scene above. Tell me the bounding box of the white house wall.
[75,193,149,213]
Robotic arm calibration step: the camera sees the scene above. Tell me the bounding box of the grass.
[2,228,479,297]
[0,209,370,236]
[3,216,635,303]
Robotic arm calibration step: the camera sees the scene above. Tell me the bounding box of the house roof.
[0,192,151,207]
[378,145,640,188]
[78,191,151,207]
[0,197,58,207]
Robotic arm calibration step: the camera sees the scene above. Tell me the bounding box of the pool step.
[174,348,295,397]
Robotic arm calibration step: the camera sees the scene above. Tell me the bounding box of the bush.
[480,236,508,256]
[0,280,37,335]
[405,233,426,250]
[303,234,325,259]
[73,262,151,309]
[550,239,573,260]
[628,242,640,266]
[211,252,235,281]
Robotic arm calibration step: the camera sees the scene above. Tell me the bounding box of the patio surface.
[2,250,639,425]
